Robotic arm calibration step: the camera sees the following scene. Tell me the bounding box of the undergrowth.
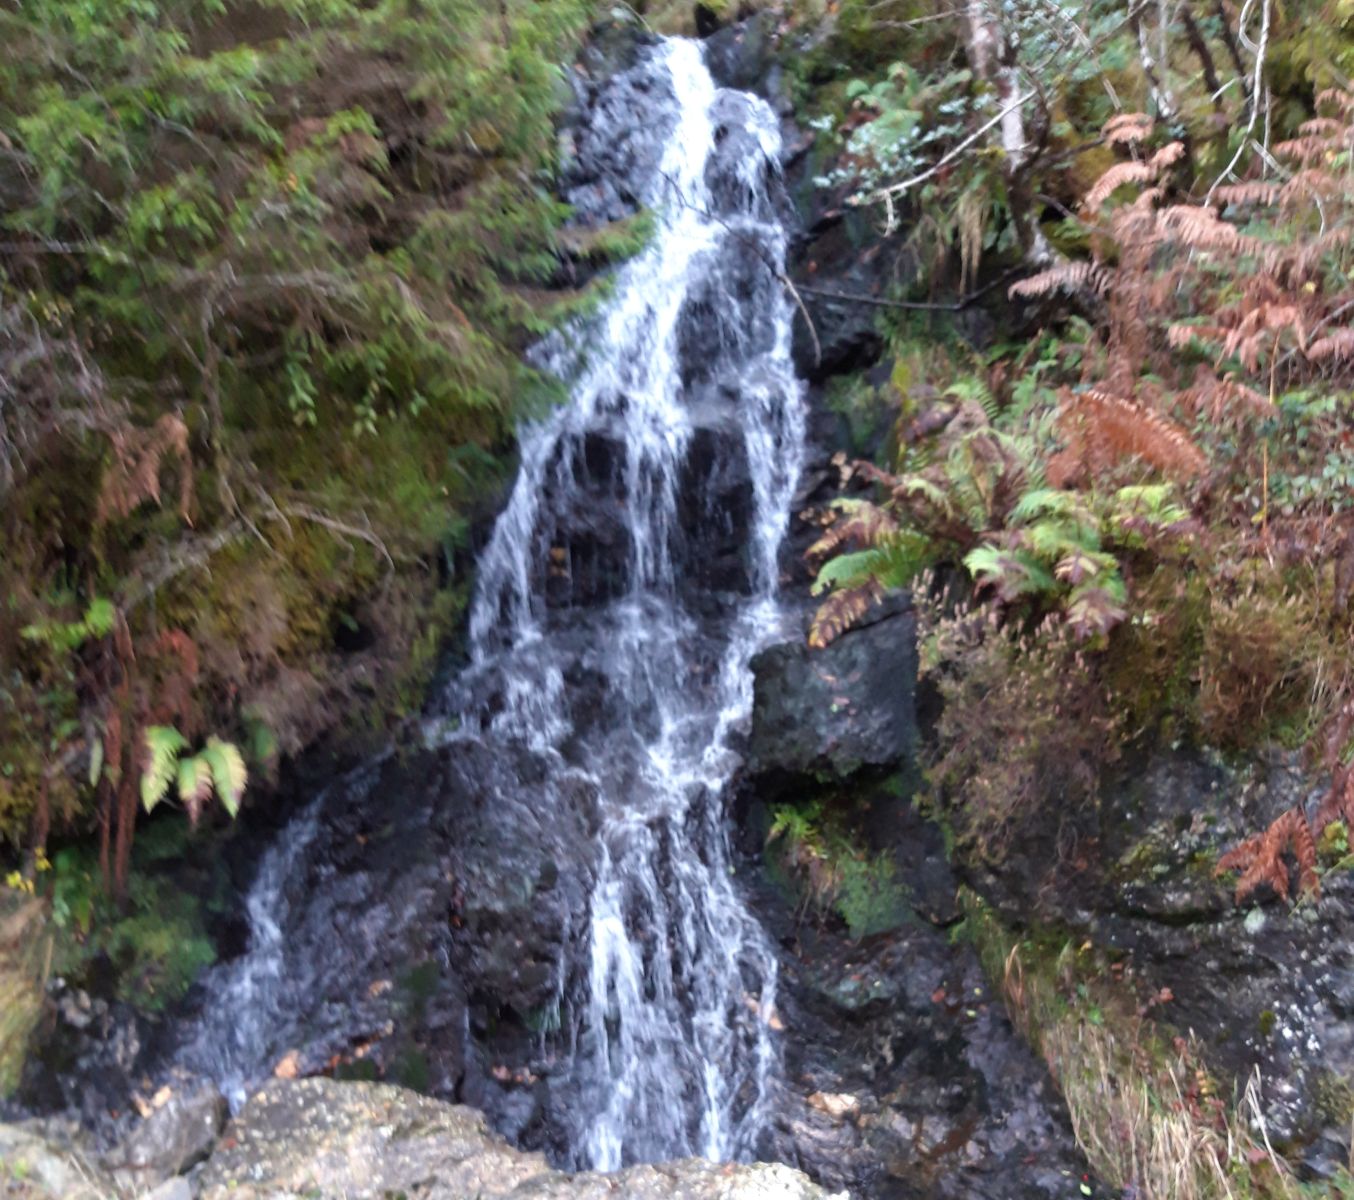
[767,800,911,939]
[962,891,1311,1200]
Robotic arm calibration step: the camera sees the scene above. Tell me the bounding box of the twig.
[280,502,397,578]
[796,266,1025,313]
[1207,0,1272,201]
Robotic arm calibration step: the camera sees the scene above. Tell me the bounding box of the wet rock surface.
[747,594,918,780]
[194,1079,839,1200]
[960,741,1354,1172]
[754,909,1095,1200]
[748,451,1354,1187]
[734,609,1094,1199]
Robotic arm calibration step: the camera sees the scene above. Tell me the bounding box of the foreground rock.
[109,1086,227,1192]
[0,1121,113,1200]
[197,1079,838,1200]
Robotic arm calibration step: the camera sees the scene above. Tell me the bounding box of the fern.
[139,727,246,822]
[141,727,189,814]
[201,737,247,819]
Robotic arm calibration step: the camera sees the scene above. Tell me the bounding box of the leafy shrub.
[767,802,911,939]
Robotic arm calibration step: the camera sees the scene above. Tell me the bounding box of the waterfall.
[460,38,803,1167]
[169,34,805,1173]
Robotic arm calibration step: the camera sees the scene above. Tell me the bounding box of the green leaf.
[177,754,213,810]
[81,597,116,638]
[141,726,188,813]
[202,737,247,818]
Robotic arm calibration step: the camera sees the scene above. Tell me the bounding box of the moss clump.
[767,799,913,940]
[48,820,226,1013]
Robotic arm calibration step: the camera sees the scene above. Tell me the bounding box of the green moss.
[48,823,226,1012]
[767,799,913,939]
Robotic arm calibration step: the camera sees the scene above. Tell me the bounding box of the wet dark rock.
[110,1085,226,1189]
[694,4,722,39]
[960,741,1354,1163]
[17,981,150,1143]
[559,26,670,226]
[747,593,918,780]
[732,829,1094,1200]
[676,416,755,599]
[703,16,777,96]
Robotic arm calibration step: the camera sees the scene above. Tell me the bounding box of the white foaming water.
[463,39,805,1168]
[171,37,806,1173]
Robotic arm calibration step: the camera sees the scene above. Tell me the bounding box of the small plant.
[767,802,909,939]
[141,728,247,823]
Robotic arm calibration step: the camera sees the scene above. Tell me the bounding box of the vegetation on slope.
[788,3,1354,1193]
[0,0,605,890]
[802,0,1354,879]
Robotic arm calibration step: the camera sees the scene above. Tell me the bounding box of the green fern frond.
[1010,488,1089,526]
[1025,518,1102,560]
[202,737,247,818]
[141,726,188,813]
[177,754,213,810]
[896,475,952,512]
[945,374,998,422]
[964,544,1058,601]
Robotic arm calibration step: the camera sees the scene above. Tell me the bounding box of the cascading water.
[168,35,805,1172]
[459,36,803,1168]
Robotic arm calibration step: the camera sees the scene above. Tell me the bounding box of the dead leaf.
[273,1050,301,1080]
[808,1091,860,1120]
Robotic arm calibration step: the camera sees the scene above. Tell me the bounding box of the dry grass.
[1045,1021,1298,1200]
[966,891,1302,1200]
[0,891,51,1096]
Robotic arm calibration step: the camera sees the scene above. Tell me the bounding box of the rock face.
[962,742,1354,1175]
[195,1079,839,1200]
[0,1122,114,1200]
[110,1086,227,1190]
[747,593,918,780]
[735,602,1096,1199]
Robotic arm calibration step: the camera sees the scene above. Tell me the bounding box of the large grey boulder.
[111,1086,227,1191]
[0,1122,117,1200]
[196,1078,840,1200]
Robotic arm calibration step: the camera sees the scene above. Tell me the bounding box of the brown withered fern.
[1215,808,1319,905]
[809,578,886,651]
[96,412,194,527]
[1048,389,1206,487]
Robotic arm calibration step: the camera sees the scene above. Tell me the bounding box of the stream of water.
[174,36,806,1171]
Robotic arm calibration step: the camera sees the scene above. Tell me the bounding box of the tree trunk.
[964,0,1056,267]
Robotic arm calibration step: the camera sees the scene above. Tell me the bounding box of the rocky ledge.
[0,1079,839,1200]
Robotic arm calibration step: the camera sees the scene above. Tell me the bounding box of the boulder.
[0,1122,115,1200]
[113,1085,226,1189]
[747,593,918,781]
[196,1078,840,1200]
